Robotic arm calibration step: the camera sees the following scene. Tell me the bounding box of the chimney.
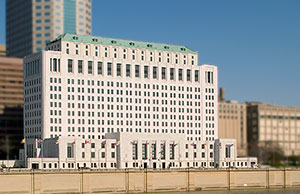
[219,88,225,102]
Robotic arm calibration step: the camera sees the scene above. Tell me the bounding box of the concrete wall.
[0,168,300,194]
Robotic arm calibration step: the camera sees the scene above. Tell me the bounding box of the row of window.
[25,59,40,77]
[66,60,202,82]
[66,79,206,93]
[63,43,195,65]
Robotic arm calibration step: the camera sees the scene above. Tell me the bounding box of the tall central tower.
[23,33,218,143]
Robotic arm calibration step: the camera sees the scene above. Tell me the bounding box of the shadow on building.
[0,106,23,160]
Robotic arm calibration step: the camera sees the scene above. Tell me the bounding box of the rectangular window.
[142,143,147,160]
[132,143,138,160]
[206,71,213,84]
[226,146,231,158]
[78,60,83,73]
[153,66,158,79]
[162,67,166,79]
[126,64,131,77]
[187,69,191,81]
[151,143,156,160]
[135,65,140,78]
[107,62,112,76]
[68,59,73,73]
[195,70,199,82]
[170,144,175,160]
[88,61,93,74]
[50,58,52,71]
[97,62,102,75]
[53,58,57,72]
[144,66,149,78]
[179,69,183,81]
[67,143,73,158]
[161,143,166,160]
[170,68,175,80]
[117,63,121,76]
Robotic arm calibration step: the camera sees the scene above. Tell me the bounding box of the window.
[160,143,166,160]
[226,145,231,158]
[88,61,93,74]
[111,143,115,149]
[142,143,147,160]
[68,59,73,73]
[162,67,166,79]
[91,152,95,158]
[135,65,140,78]
[67,144,73,158]
[117,63,121,76]
[132,144,138,160]
[178,69,183,81]
[170,144,175,160]
[170,68,175,80]
[153,66,157,79]
[53,58,57,72]
[78,60,83,73]
[195,70,199,82]
[187,69,191,81]
[151,143,156,159]
[97,62,102,75]
[126,64,131,77]
[144,66,149,78]
[206,71,213,84]
[107,62,112,75]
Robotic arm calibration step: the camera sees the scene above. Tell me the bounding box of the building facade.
[0,57,23,160]
[25,135,256,170]
[6,0,92,57]
[247,102,300,159]
[24,33,218,142]
[23,33,256,169]
[218,88,247,156]
[0,44,6,57]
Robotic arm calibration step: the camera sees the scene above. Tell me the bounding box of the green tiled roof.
[50,33,197,54]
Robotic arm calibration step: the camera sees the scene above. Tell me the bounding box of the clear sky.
[0,0,299,106]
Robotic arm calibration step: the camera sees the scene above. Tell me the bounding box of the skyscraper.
[0,57,23,160]
[6,0,92,58]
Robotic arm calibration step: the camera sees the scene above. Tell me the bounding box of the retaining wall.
[0,168,300,194]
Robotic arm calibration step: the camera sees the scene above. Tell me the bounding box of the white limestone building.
[23,34,256,169]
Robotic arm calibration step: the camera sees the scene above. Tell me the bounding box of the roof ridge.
[49,33,198,54]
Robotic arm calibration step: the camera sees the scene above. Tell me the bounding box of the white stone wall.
[25,136,255,169]
[25,43,218,142]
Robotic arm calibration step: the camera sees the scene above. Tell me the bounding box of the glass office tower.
[6,0,92,58]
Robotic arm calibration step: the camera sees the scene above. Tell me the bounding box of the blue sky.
[0,0,299,106]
